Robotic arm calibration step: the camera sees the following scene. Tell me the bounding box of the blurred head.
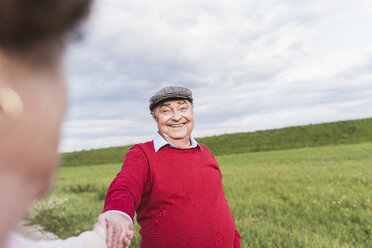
[0,0,91,244]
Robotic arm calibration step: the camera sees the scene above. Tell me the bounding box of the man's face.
[152,99,194,145]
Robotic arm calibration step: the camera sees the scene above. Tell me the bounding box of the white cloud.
[60,0,372,152]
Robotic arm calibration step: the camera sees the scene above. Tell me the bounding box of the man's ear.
[0,87,23,130]
[150,111,157,121]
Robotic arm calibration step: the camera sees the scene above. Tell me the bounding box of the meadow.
[60,117,372,167]
[29,141,372,247]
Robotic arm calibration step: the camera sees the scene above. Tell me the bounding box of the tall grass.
[29,142,372,247]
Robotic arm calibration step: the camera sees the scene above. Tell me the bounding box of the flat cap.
[149,86,193,111]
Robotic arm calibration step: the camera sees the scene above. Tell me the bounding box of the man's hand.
[98,212,134,248]
[93,221,106,240]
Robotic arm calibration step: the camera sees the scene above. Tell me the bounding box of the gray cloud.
[60,0,372,152]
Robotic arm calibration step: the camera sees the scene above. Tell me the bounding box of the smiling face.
[151,99,194,148]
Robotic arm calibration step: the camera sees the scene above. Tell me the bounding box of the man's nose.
[171,111,182,121]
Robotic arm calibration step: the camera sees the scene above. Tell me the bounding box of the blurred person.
[0,0,134,247]
[101,86,241,248]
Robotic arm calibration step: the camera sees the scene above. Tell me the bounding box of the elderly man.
[100,86,241,248]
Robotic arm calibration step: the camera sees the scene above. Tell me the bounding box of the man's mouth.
[168,123,186,128]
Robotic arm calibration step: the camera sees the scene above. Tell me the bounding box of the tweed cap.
[149,86,193,111]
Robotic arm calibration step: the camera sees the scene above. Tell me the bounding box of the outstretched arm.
[103,145,149,248]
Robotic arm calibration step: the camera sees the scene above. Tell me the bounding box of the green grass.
[60,117,372,167]
[29,142,372,247]
[219,143,372,247]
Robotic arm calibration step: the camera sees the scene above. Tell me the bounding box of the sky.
[61,0,372,152]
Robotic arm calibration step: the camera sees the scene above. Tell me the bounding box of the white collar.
[153,132,201,152]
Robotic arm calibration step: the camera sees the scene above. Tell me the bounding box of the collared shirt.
[154,131,201,152]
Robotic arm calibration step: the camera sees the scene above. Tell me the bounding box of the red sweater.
[104,141,241,248]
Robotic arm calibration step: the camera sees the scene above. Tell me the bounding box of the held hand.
[98,212,134,248]
[93,221,107,241]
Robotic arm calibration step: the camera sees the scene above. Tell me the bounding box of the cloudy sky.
[61,0,372,152]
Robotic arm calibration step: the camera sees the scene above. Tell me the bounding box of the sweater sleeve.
[103,145,149,221]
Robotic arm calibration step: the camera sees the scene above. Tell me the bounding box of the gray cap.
[149,86,193,111]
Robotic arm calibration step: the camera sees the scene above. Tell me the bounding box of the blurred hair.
[0,0,92,66]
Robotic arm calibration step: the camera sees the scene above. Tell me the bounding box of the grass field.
[60,117,372,167]
[29,142,372,247]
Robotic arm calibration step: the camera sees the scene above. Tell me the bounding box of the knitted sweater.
[104,141,241,248]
